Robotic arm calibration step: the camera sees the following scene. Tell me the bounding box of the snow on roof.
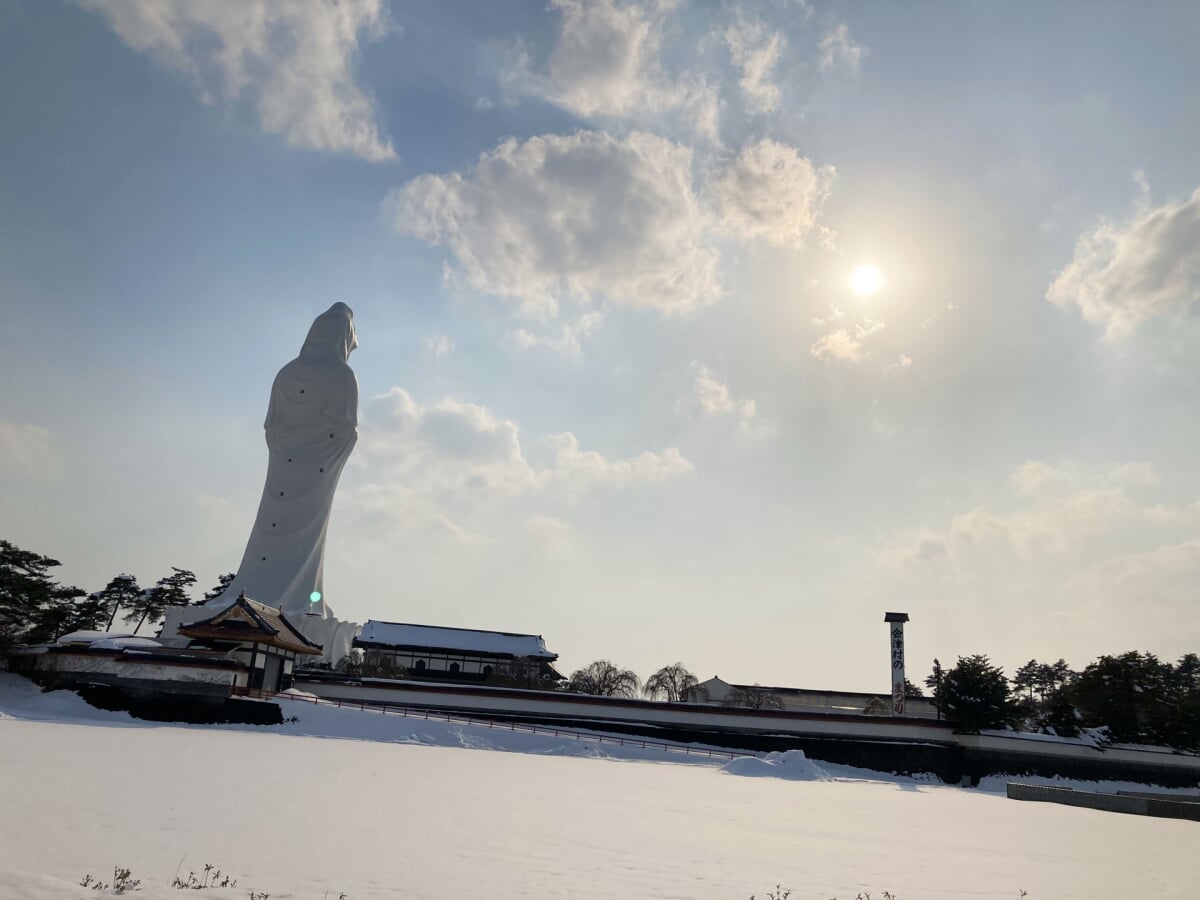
[356,621,556,659]
[88,637,162,651]
[55,631,140,646]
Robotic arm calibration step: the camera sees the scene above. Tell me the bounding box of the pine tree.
[1071,651,1174,744]
[123,568,197,633]
[941,654,1014,733]
[924,658,945,719]
[0,540,84,648]
[95,574,142,632]
[202,572,236,605]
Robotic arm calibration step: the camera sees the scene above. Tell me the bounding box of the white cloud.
[389,131,719,319]
[886,461,1190,571]
[818,24,867,74]
[810,312,884,364]
[77,0,395,161]
[354,388,692,532]
[545,432,692,499]
[684,361,758,424]
[882,354,913,378]
[711,139,834,248]
[876,459,1200,654]
[1046,184,1200,339]
[810,329,862,362]
[544,0,656,118]
[423,335,455,358]
[524,514,575,556]
[362,388,538,500]
[724,16,785,114]
[505,0,720,142]
[0,420,57,477]
[507,313,602,358]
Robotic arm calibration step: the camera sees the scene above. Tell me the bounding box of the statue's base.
[156,603,360,667]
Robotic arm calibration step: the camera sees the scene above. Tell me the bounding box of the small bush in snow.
[78,866,140,893]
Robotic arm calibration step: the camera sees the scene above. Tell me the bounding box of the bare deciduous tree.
[568,659,640,698]
[643,662,700,702]
[722,684,785,710]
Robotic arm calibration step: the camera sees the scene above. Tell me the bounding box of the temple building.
[354,620,562,684]
[178,592,323,693]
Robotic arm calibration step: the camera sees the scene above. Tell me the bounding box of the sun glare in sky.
[849,264,884,296]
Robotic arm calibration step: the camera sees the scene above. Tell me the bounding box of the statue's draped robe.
[218,303,358,620]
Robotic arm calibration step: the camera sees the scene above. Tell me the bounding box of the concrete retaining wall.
[1007,783,1200,821]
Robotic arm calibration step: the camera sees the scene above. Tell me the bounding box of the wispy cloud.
[77,0,396,161]
[683,361,759,428]
[507,313,603,358]
[0,419,58,478]
[423,335,456,358]
[818,23,867,74]
[724,15,785,114]
[1047,180,1200,339]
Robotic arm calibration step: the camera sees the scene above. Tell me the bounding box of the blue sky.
[3,0,1199,691]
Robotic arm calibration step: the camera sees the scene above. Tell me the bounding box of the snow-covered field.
[2,673,1198,900]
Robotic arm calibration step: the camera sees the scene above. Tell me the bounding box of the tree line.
[0,538,233,649]
[926,652,1200,750]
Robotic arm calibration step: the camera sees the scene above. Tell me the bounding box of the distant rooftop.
[356,621,557,660]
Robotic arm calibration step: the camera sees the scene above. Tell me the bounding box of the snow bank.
[721,748,831,780]
[0,674,135,725]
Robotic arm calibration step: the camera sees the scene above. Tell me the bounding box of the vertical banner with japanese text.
[890,621,906,716]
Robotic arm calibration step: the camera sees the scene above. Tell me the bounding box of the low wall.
[1007,783,1200,821]
[294,674,1200,788]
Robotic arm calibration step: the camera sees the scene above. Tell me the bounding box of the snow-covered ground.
[2,673,1198,899]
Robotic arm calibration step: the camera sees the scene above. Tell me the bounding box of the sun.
[849,264,884,296]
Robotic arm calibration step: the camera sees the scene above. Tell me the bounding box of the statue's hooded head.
[300,302,358,363]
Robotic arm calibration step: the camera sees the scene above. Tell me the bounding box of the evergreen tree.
[941,654,1014,733]
[68,590,110,633]
[202,572,236,604]
[94,574,142,632]
[924,658,945,719]
[123,568,197,633]
[0,540,83,648]
[1071,651,1175,745]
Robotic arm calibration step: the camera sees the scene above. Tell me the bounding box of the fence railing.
[276,691,755,761]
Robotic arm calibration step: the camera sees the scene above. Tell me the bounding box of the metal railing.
[277,691,755,761]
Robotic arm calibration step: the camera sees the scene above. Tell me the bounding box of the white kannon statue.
[160,303,362,662]
[220,301,359,621]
